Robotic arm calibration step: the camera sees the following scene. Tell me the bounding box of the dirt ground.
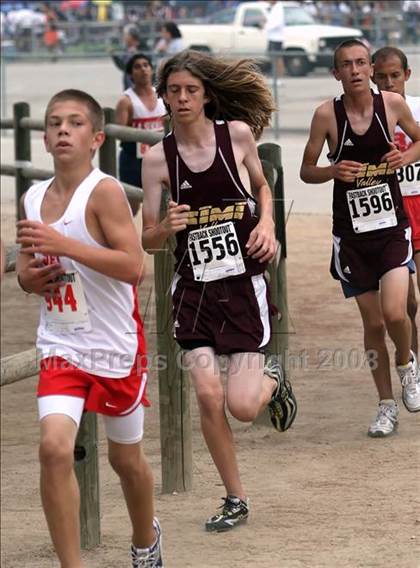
[1,214,419,568]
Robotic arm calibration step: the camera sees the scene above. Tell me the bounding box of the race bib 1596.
[347,183,397,233]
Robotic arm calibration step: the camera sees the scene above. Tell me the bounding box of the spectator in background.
[127,7,140,24]
[403,0,420,44]
[41,2,57,23]
[6,6,45,52]
[154,22,184,66]
[265,0,285,79]
[110,24,147,89]
[43,21,60,61]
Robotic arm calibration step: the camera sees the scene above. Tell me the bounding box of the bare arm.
[111,52,127,71]
[300,104,335,183]
[230,121,276,263]
[17,179,144,286]
[16,194,65,295]
[300,103,363,184]
[115,95,133,127]
[141,144,190,253]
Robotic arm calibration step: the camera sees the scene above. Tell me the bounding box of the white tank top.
[124,87,166,157]
[24,168,144,378]
[394,95,420,196]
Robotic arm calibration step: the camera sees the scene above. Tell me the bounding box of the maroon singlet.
[328,90,408,240]
[163,120,266,281]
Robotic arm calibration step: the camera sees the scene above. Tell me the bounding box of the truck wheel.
[284,52,311,77]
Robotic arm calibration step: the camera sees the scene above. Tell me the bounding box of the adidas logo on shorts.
[180,180,192,190]
[344,138,354,147]
[344,266,351,274]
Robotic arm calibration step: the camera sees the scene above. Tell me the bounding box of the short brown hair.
[372,46,408,72]
[333,39,370,70]
[45,89,104,131]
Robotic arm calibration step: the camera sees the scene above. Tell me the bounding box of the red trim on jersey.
[131,285,147,368]
[404,195,420,252]
[132,116,164,130]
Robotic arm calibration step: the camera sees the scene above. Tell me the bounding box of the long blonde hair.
[156,50,276,140]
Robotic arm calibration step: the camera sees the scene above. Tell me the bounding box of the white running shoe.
[131,518,163,567]
[368,401,399,438]
[396,351,420,412]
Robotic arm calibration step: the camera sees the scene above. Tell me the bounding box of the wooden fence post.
[74,412,101,549]
[258,143,288,355]
[256,144,289,424]
[154,193,192,494]
[99,107,117,176]
[14,102,32,218]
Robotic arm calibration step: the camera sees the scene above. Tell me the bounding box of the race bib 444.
[44,271,91,333]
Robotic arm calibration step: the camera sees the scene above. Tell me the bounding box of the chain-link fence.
[1,1,418,59]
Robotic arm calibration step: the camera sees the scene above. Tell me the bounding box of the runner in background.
[115,53,166,215]
[372,46,420,356]
[300,40,420,437]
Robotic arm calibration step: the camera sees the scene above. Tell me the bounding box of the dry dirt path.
[1,214,419,568]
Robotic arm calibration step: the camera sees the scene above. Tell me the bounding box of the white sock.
[380,399,396,406]
[132,535,158,554]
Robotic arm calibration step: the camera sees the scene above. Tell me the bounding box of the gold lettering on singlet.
[356,162,395,178]
[186,202,247,226]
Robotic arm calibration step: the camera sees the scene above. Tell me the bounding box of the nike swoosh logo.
[63,220,72,225]
[105,402,117,408]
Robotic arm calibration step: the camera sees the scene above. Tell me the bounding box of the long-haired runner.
[142,50,297,533]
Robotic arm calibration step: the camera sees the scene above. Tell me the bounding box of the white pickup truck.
[179,1,364,76]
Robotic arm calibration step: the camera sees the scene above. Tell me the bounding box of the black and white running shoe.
[205,496,249,532]
[131,517,163,567]
[265,354,297,432]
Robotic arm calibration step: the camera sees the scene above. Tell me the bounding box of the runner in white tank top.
[123,86,166,158]
[373,47,420,366]
[115,53,166,213]
[16,90,163,567]
[24,168,144,378]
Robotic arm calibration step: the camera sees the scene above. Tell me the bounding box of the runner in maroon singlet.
[300,40,420,437]
[142,50,297,532]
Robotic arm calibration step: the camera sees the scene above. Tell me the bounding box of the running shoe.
[265,354,297,432]
[396,351,420,412]
[205,496,249,532]
[131,517,163,567]
[368,401,399,438]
